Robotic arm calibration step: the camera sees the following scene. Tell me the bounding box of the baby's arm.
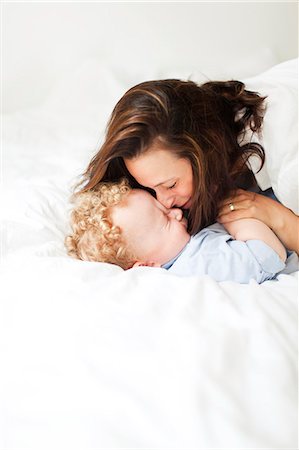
[224,218,287,262]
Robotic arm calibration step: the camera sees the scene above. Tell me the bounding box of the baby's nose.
[168,208,183,221]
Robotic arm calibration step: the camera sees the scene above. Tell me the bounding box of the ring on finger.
[229,202,235,211]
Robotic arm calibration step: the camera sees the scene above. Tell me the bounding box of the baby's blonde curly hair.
[65,179,136,269]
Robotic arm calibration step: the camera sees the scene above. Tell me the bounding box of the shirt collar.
[162,243,188,269]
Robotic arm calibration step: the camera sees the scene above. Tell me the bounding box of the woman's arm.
[218,189,299,255]
[223,218,287,262]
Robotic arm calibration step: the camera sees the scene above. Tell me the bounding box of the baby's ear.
[132,261,161,268]
[131,261,144,268]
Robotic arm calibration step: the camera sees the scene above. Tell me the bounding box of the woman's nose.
[167,208,183,221]
[156,192,174,209]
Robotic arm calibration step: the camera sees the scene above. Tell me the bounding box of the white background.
[2,1,298,113]
[1,4,298,448]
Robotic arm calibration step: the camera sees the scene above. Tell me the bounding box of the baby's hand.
[223,218,287,262]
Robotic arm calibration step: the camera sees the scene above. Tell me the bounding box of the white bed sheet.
[1,61,298,449]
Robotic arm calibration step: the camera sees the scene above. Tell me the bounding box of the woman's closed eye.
[167,182,177,190]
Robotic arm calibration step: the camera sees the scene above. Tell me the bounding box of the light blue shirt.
[162,223,288,283]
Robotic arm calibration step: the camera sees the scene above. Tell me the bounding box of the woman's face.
[124,148,194,210]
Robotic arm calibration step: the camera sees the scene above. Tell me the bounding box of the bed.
[1,58,298,449]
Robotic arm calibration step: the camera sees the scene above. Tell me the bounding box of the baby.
[65,179,286,283]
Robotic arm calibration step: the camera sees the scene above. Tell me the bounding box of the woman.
[78,78,299,254]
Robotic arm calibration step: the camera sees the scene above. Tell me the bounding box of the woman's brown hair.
[78,79,266,234]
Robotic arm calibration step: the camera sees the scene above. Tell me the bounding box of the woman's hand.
[217,189,299,254]
[218,189,280,228]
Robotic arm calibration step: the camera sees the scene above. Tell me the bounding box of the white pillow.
[243,59,298,214]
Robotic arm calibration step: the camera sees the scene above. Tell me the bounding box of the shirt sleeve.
[228,239,286,283]
[167,225,286,283]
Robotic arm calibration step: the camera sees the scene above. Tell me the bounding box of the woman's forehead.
[125,149,182,185]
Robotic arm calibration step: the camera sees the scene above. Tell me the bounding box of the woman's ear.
[132,261,161,268]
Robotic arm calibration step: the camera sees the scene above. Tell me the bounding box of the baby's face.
[111,189,190,266]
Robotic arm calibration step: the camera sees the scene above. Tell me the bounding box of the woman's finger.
[218,191,254,209]
[218,191,257,212]
[217,209,253,224]
[218,199,251,216]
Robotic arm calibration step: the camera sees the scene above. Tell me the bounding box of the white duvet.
[1,59,298,449]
